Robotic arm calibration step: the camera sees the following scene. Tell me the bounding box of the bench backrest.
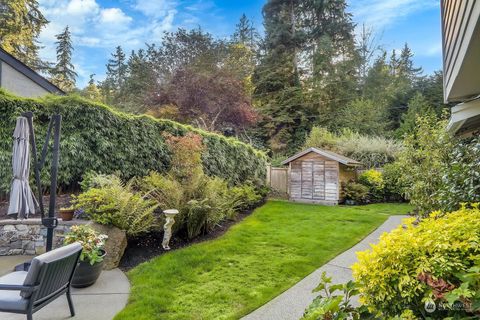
[21,243,82,303]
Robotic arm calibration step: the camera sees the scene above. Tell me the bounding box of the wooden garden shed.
[281,147,361,205]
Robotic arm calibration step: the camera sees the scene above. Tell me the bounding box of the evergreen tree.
[302,0,359,129]
[389,49,400,77]
[396,92,436,138]
[233,14,260,50]
[399,43,423,82]
[414,71,450,115]
[120,49,155,113]
[51,26,77,92]
[82,74,102,101]
[363,51,392,101]
[387,43,423,129]
[107,46,127,89]
[0,0,49,70]
[253,0,308,153]
[101,46,127,103]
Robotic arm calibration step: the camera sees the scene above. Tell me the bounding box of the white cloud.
[37,0,225,86]
[65,0,99,16]
[100,8,132,25]
[133,0,176,18]
[39,0,179,51]
[350,0,438,30]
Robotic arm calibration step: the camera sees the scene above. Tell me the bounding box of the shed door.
[301,161,314,198]
[290,162,302,198]
[313,161,325,200]
[291,160,331,201]
[325,161,339,201]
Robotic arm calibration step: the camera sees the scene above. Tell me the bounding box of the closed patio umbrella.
[7,116,37,219]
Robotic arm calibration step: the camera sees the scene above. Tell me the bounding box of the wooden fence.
[266,165,288,194]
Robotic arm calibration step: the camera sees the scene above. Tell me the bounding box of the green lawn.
[115,201,412,320]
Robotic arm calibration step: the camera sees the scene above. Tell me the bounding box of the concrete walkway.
[242,215,408,320]
[0,256,130,320]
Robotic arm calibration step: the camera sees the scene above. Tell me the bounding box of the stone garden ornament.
[162,209,179,250]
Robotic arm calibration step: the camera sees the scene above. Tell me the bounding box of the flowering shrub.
[352,204,480,318]
[64,225,107,265]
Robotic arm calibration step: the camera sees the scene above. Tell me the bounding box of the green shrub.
[358,169,384,202]
[141,171,183,212]
[393,116,455,215]
[382,163,406,202]
[79,171,122,191]
[352,204,480,318]
[228,183,264,211]
[304,126,402,168]
[342,182,369,204]
[302,272,363,320]
[142,171,265,239]
[437,137,480,212]
[72,177,158,236]
[0,91,267,194]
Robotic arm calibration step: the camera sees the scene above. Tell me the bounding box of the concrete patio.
[0,256,130,320]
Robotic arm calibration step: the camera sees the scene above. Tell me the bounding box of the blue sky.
[38,0,443,87]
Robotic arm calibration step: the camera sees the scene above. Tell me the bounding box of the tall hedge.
[0,91,267,194]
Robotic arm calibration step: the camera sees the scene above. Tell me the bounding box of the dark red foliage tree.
[149,68,257,133]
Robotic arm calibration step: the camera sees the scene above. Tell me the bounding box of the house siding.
[0,61,51,98]
[441,0,480,102]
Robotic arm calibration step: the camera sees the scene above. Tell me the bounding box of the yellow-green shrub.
[352,204,480,318]
[358,169,384,201]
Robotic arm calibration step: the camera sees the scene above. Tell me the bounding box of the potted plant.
[64,225,108,288]
[59,206,75,221]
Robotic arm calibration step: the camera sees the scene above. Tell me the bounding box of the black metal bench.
[0,243,82,320]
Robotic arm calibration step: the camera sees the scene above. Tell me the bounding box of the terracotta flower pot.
[60,208,75,221]
[71,250,106,288]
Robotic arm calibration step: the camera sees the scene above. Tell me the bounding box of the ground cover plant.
[114,201,412,320]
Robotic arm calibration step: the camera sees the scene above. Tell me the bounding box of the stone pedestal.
[162,209,179,250]
[89,222,127,270]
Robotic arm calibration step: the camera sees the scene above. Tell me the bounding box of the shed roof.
[0,47,64,95]
[281,147,362,166]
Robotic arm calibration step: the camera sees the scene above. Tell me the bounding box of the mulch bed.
[0,193,75,219]
[1,191,262,272]
[119,208,256,271]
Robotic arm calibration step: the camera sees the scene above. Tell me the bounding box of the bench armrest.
[0,284,38,292]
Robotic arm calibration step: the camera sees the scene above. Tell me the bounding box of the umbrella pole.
[22,112,61,252]
[46,115,61,251]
